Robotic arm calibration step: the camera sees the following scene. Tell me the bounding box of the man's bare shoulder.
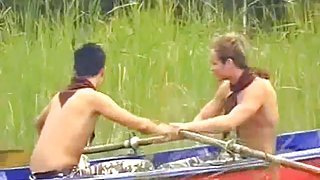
[90,90,110,99]
[254,77,276,92]
[74,88,100,97]
[246,77,276,97]
[82,90,113,105]
[61,89,108,106]
[246,77,266,91]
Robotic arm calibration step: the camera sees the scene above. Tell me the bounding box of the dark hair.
[73,43,106,77]
[211,33,270,79]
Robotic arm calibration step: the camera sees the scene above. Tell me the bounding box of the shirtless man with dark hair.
[174,33,279,155]
[29,43,176,179]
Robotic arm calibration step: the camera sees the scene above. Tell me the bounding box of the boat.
[1,129,319,180]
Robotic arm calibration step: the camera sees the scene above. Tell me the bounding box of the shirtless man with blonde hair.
[29,43,175,179]
[175,32,279,155]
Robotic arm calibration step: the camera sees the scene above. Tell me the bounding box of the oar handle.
[179,130,320,175]
[83,135,167,154]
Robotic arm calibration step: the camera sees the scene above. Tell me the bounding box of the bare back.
[30,89,98,172]
[30,87,172,173]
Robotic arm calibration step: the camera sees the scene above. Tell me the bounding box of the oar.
[83,135,168,154]
[179,130,320,175]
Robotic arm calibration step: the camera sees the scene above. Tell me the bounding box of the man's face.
[210,50,230,81]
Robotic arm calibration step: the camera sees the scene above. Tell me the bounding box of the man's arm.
[193,81,229,121]
[182,81,265,133]
[35,103,51,135]
[93,92,171,135]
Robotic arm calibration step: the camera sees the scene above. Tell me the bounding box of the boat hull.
[1,129,319,179]
[186,158,320,180]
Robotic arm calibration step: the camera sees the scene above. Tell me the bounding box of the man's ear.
[100,68,105,76]
[225,58,234,67]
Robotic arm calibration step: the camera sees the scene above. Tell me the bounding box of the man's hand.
[170,122,189,131]
[156,123,182,141]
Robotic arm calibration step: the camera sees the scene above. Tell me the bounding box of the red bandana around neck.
[224,69,256,114]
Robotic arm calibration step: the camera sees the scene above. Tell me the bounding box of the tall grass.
[0,0,320,155]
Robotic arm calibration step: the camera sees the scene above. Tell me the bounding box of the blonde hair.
[211,32,270,79]
[211,32,249,69]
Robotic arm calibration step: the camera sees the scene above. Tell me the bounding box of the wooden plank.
[0,150,30,168]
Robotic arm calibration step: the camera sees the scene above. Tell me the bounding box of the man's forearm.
[193,113,204,121]
[134,118,161,134]
[184,115,232,133]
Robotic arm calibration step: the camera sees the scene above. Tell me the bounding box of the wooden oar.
[179,130,320,175]
[83,135,168,154]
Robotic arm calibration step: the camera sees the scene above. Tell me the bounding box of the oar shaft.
[83,135,167,154]
[234,143,320,174]
[84,143,125,154]
[180,130,320,174]
[136,135,168,146]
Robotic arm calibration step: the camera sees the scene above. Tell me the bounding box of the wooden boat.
[1,129,319,179]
